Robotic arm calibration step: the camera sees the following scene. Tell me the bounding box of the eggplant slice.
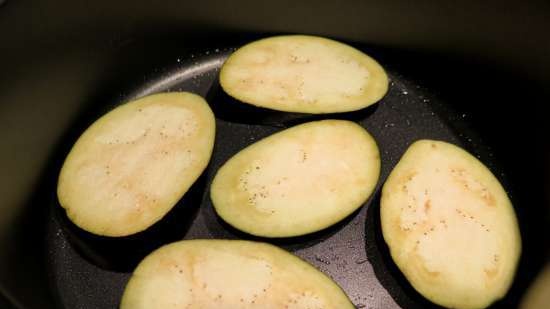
[57,92,215,237]
[381,140,521,309]
[210,119,380,237]
[120,239,354,309]
[220,35,388,114]
[520,264,550,309]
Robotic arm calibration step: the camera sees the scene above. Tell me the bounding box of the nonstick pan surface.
[44,39,544,309]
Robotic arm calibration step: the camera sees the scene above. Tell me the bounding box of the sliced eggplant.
[210,120,380,237]
[381,140,521,309]
[57,92,215,237]
[220,35,388,114]
[120,239,354,309]
[520,264,550,309]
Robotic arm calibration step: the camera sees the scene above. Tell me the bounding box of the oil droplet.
[314,255,331,265]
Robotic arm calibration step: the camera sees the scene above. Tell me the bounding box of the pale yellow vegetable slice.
[120,239,354,309]
[210,119,380,237]
[57,92,215,237]
[220,35,388,114]
[520,264,550,309]
[381,140,521,309]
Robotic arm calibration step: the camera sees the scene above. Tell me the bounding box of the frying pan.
[1,1,549,309]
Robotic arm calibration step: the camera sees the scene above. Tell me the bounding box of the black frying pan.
[36,38,548,309]
[1,2,549,309]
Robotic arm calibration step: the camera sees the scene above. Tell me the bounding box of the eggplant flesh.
[211,120,380,237]
[220,35,388,114]
[381,140,521,309]
[57,92,216,237]
[120,239,355,309]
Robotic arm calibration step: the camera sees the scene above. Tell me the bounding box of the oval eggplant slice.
[57,92,215,237]
[220,35,388,114]
[381,140,521,309]
[120,239,354,309]
[210,120,380,237]
[520,264,550,309]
